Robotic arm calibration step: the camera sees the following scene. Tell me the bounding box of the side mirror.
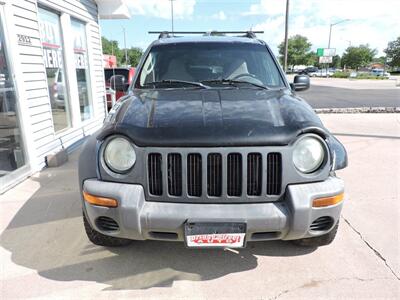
[110,74,128,92]
[291,74,310,91]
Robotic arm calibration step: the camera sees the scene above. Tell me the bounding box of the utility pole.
[170,0,175,34]
[123,26,128,66]
[328,19,350,52]
[283,0,289,73]
[326,19,350,77]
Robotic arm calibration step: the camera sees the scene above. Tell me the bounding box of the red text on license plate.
[186,233,245,248]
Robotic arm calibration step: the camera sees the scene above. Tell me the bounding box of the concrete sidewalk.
[1,114,399,299]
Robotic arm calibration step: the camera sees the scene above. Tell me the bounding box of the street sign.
[319,56,333,63]
[324,48,336,56]
[317,48,336,57]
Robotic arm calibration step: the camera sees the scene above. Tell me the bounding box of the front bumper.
[82,176,344,242]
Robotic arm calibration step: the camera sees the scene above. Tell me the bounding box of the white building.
[0,0,130,192]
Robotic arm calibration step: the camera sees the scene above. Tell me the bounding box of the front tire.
[292,222,339,247]
[83,212,132,247]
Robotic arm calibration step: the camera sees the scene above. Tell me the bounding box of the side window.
[139,52,156,85]
[260,52,283,87]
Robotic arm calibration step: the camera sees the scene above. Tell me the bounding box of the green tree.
[307,52,319,66]
[341,44,377,69]
[278,35,313,69]
[331,55,341,68]
[126,47,143,67]
[384,36,400,67]
[101,37,120,56]
[373,56,386,65]
[101,36,143,67]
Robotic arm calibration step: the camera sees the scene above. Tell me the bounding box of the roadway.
[293,77,400,109]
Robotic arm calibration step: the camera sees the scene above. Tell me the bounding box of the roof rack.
[148,31,264,39]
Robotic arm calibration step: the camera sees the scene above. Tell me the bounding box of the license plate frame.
[184,222,247,248]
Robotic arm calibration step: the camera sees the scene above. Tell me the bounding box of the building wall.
[9,0,106,171]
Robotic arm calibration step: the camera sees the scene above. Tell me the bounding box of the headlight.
[104,137,136,173]
[292,136,325,173]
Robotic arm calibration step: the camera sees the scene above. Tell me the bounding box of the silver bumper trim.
[83,177,344,242]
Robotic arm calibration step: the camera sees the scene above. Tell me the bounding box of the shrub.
[332,72,350,78]
[356,73,388,80]
[331,71,389,79]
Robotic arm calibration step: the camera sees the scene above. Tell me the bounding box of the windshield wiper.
[201,79,268,90]
[143,79,209,89]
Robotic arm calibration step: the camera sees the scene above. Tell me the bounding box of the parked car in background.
[370,69,390,77]
[105,67,136,109]
[50,69,88,109]
[308,69,334,77]
[298,67,318,75]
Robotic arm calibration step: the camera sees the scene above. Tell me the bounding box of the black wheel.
[292,221,339,247]
[83,212,132,247]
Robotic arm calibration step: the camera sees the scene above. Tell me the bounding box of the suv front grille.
[147,151,282,201]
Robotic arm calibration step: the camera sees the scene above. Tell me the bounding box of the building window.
[71,19,92,121]
[38,8,71,132]
[0,13,26,177]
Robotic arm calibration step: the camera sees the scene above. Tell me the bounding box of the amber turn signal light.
[83,191,118,208]
[312,193,344,208]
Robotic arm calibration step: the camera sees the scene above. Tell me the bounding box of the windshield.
[137,42,285,89]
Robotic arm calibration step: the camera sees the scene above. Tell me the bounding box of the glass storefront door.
[0,8,27,190]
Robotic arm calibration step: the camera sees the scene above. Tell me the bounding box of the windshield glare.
[138,42,285,88]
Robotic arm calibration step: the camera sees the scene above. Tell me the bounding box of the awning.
[95,0,131,19]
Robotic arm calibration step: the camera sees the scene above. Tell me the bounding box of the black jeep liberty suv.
[79,31,347,249]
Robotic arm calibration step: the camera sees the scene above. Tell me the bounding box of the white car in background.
[308,69,334,77]
[370,69,390,77]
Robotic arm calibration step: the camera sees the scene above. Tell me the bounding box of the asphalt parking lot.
[1,113,399,299]
[291,77,400,109]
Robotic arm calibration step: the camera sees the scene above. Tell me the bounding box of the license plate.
[185,222,246,248]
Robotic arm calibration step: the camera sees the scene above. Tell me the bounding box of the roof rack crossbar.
[148,31,264,39]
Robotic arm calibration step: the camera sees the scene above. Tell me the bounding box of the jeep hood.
[101,89,327,147]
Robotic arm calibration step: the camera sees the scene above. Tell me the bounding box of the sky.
[100,0,400,57]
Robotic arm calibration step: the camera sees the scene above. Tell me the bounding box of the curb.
[315,107,400,114]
